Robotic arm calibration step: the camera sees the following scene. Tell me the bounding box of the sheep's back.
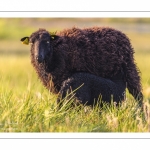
[56,27,133,79]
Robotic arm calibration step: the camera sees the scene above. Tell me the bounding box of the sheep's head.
[21,28,57,64]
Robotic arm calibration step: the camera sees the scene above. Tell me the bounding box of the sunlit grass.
[0,50,150,132]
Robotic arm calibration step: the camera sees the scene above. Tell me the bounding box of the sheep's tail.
[125,61,143,105]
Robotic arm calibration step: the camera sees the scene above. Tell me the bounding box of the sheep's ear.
[20,37,29,45]
[49,31,58,40]
[50,35,59,40]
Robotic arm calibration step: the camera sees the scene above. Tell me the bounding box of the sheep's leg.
[125,62,143,106]
[111,79,126,104]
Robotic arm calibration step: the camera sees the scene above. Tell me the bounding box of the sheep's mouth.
[37,59,44,64]
[38,61,46,68]
[37,60,45,65]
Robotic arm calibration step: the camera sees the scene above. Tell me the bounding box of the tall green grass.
[0,52,150,132]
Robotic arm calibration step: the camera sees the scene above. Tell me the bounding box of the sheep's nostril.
[36,55,43,63]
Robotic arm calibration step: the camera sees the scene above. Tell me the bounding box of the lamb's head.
[21,28,56,64]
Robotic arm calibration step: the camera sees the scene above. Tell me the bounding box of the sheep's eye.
[46,41,49,44]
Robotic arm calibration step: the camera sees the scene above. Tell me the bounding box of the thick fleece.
[57,72,126,106]
[27,27,143,103]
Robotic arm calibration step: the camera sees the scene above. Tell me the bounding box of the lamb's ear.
[20,37,29,45]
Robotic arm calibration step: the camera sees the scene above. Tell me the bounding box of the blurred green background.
[1,18,150,55]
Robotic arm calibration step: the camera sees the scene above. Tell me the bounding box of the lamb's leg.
[57,79,91,109]
[56,79,82,109]
[56,82,72,109]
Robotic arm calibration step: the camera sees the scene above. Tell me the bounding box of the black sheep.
[21,27,143,105]
[57,72,126,106]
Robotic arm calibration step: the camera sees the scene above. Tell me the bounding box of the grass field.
[0,18,150,132]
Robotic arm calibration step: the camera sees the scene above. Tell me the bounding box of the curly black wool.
[28,27,143,103]
[57,72,126,106]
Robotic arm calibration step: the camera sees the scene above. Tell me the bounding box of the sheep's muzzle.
[36,54,44,63]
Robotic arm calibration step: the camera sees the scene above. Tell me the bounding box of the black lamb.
[21,27,143,105]
[57,72,126,106]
